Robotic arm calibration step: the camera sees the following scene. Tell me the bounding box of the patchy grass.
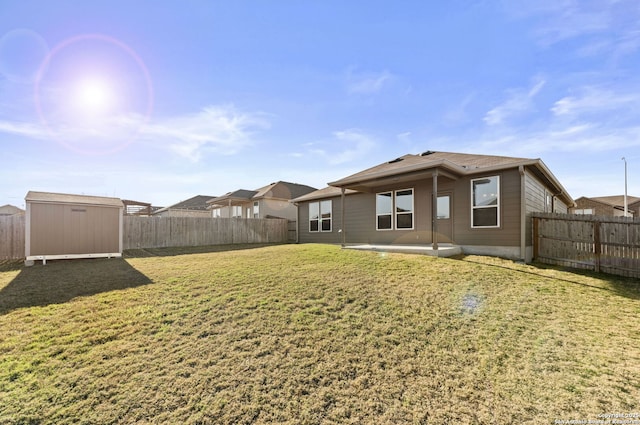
[0,244,638,424]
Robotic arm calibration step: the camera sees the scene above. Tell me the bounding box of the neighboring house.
[153,195,216,217]
[208,181,316,220]
[0,204,24,216]
[292,151,575,262]
[571,195,639,217]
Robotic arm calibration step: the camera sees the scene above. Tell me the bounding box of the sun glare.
[73,78,114,114]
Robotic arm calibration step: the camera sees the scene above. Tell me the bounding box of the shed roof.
[25,191,123,208]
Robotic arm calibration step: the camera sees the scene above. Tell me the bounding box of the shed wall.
[28,202,121,256]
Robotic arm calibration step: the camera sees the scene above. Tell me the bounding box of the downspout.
[519,165,526,262]
[341,188,346,247]
[432,170,438,252]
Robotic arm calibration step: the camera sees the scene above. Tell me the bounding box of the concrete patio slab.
[343,244,462,257]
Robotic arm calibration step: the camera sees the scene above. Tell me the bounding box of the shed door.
[436,193,453,243]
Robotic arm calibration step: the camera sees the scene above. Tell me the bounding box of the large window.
[376,189,414,230]
[253,201,259,218]
[376,192,393,230]
[471,176,500,228]
[309,200,332,232]
[212,208,221,218]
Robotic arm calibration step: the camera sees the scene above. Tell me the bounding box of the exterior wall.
[522,170,569,247]
[212,199,298,220]
[298,195,345,244]
[28,202,121,256]
[298,169,526,249]
[261,199,297,220]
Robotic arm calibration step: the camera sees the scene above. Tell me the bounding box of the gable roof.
[253,181,317,200]
[575,195,640,210]
[155,195,217,213]
[208,181,317,207]
[327,151,574,206]
[0,204,24,215]
[292,186,359,203]
[25,191,123,208]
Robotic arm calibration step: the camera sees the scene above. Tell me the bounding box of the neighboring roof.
[207,190,259,206]
[208,181,317,206]
[25,191,123,208]
[327,151,574,207]
[292,186,359,203]
[576,195,640,209]
[253,181,317,200]
[154,195,216,213]
[0,204,24,215]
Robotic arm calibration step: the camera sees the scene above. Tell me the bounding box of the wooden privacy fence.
[123,217,289,249]
[532,213,640,279]
[0,215,25,260]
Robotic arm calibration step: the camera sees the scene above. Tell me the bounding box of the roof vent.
[388,157,404,164]
[421,151,436,156]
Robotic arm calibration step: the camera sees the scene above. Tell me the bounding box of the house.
[571,195,639,217]
[24,191,124,265]
[153,195,216,217]
[292,151,575,262]
[0,204,24,216]
[207,181,316,220]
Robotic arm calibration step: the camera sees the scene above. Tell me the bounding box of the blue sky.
[1,1,638,208]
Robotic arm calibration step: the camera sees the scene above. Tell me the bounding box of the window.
[253,201,259,218]
[574,209,593,215]
[376,192,393,230]
[471,176,499,228]
[437,196,450,219]
[232,205,242,218]
[309,200,332,232]
[376,189,414,230]
[395,189,414,229]
[212,208,221,218]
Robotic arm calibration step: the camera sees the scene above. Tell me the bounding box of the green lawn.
[0,244,639,424]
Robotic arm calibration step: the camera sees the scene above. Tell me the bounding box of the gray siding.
[298,170,523,248]
[451,169,521,247]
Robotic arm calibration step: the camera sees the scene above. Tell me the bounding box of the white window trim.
[395,189,414,230]
[309,200,332,232]
[376,188,414,231]
[376,191,393,231]
[471,176,500,229]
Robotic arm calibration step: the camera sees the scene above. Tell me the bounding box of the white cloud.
[484,78,546,126]
[346,69,393,95]
[309,129,377,165]
[141,106,269,162]
[551,86,640,117]
[0,105,269,160]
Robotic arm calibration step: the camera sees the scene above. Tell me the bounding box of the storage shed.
[25,191,124,265]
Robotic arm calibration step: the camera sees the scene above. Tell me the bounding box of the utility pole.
[622,157,628,217]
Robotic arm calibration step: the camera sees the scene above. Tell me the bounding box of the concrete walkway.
[343,244,462,257]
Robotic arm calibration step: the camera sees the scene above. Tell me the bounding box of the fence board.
[0,215,25,260]
[122,217,289,249]
[533,213,640,279]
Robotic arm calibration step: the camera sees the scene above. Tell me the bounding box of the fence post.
[593,221,601,273]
